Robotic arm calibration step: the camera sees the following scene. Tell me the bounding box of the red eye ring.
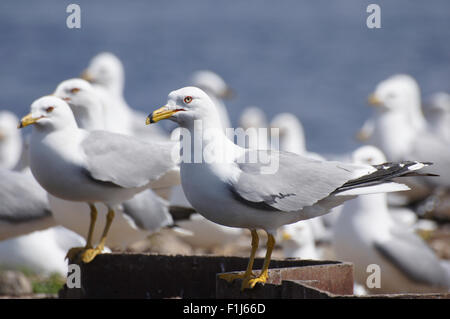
[46,106,55,113]
[184,96,193,104]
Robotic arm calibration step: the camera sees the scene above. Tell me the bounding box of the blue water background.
[0,0,449,154]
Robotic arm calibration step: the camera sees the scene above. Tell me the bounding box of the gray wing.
[0,169,55,240]
[229,150,358,212]
[374,227,450,287]
[0,169,52,223]
[121,189,173,231]
[81,130,177,189]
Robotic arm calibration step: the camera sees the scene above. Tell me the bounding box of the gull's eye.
[46,106,55,113]
[70,88,80,94]
[184,96,193,104]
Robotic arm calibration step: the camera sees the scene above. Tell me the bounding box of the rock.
[0,270,33,296]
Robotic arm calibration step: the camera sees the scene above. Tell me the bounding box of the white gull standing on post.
[147,86,433,290]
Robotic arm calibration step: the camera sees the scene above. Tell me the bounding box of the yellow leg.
[81,208,115,263]
[219,229,259,285]
[243,232,275,289]
[65,204,98,262]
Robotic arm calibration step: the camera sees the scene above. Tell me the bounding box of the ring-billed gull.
[333,145,450,294]
[363,74,426,161]
[367,75,450,184]
[0,226,85,276]
[424,92,450,143]
[19,96,179,262]
[0,168,55,240]
[362,74,449,205]
[82,52,168,140]
[0,111,57,240]
[147,86,433,290]
[52,78,175,248]
[238,106,269,150]
[278,221,320,260]
[0,111,22,170]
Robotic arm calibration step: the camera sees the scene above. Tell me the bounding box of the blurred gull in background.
[333,145,450,294]
[424,92,450,143]
[238,106,269,150]
[270,112,331,245]
[0,111,22,170]
[278,221,320,260]
[0,226,85,276]
[361,74,450,206]
[190,70,233,131]
[82,52,168,141]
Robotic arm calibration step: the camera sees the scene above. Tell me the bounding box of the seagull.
[424,92,450,143]
[0,167,56,240]
[366,74,450,201]
[51,78,175,249]
[278,221,320,260]
[0,110,57,240]
[19,96,180,262]
[0,226,86,276]
[368,75,450,192]
[362,74,426,161]
[81,52,168,140]
[238,106,269,150]
[190,70,233,131]
[146,86,433,290]
[0,111,22,170]
[333,145,450,294]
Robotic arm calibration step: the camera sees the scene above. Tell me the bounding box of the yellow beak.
[368,93,382,106]
[18,113,41,129]
[146,106,181,124]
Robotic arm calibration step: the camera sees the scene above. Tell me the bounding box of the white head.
[190,70,233,99]
[426,92,450,114]
[239,106,267,130]
[147,87,221,129]
[352,145,387,165]
[54,78,105,130]
[270,112,306,154]
[369,74,424,130]
[19,96,77,132]
[82,52,124,95]
[279,222,317,259]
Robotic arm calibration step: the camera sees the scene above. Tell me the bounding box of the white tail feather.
[336,182,410,196]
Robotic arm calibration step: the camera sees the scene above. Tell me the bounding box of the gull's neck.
[70,104,105,131]
[180,113,243,165]
[281,126,306,154]
[371,109,417,161]
[0,133,22,169]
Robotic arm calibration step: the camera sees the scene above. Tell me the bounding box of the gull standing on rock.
[333,145,450,294]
